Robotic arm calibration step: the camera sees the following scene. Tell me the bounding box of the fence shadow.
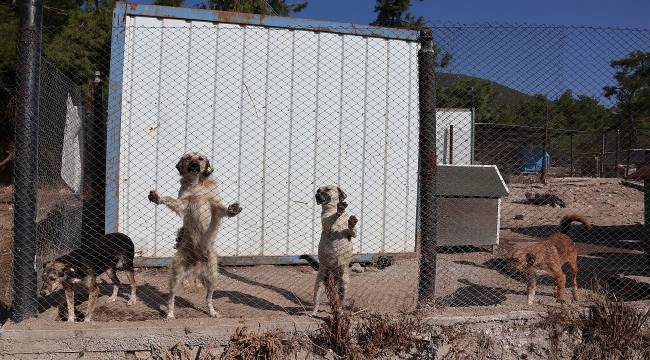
[37,281,148,321]
[474,252,650,302]
[434,278,554,307]
[136,283,198,317]
[213,290,305,314]
[220,267,310,310]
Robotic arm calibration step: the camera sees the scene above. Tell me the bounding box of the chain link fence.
[2,5,649,325]
[430,22,649,308]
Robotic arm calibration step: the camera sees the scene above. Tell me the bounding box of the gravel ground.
[1,177,648,327]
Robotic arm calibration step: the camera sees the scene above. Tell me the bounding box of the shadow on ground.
[451,249,650,306]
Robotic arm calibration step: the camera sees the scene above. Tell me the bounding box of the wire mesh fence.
[2,5,649,325]
[430,22,649,308]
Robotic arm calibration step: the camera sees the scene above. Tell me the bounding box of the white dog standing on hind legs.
[149,152,241,319]
[312,185,358,315]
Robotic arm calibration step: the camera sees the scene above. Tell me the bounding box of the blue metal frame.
[117,2,419,41]
[105,2,128,233]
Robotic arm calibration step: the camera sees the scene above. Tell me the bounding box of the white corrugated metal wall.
[113,15,424,258]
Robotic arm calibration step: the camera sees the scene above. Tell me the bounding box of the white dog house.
[435,165,509,247]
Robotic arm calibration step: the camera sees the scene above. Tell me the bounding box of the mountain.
[436,72,533,108]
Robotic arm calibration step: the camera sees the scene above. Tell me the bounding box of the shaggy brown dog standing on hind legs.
[508,214,590,305]
[149,152,241,318]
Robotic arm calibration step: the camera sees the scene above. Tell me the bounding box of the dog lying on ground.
[39,232,137,322]
[508,214,590,305]
[312,185,358,315]
[149,152,241,318]
[524,192,567,208]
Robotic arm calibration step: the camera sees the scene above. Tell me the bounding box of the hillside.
[436,72,533,108]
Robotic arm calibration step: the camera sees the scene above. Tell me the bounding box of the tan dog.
[509,214,589,305]
[149,152,241,318]
[312,185,358,315]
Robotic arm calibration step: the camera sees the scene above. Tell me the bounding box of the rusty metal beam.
[118,2,419,41]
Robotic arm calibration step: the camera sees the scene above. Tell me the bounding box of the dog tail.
[559,214,590,233]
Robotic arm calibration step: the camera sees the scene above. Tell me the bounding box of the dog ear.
[337,187,347,201]
[203,159,213,177]
[525,254,536,267]
[176,158,184,175]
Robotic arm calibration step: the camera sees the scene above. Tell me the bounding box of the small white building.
[436,108,474,165]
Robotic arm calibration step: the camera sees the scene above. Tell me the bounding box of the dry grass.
[541,291,650,360]
[308,270,434,359]
[354,313,432,359]
[573,295,650,360]
[151,342,197,360]
[309,270,359,359]
[221,327,296,360]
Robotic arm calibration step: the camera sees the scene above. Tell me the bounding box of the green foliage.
[371,0,424,30]
[371,0,451,68]
[437,77,613,132]
[205,0,308,16]
[603,51,650,146]
[153,0,185,7]
[44,8,112,82]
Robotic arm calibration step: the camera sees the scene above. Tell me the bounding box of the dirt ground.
[1,177,648,327]
[0,186,13,311]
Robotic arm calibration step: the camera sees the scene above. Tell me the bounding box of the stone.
[351,263,365,273]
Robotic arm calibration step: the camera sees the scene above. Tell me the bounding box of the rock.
[514,214,525,220]
[351,263,365,273]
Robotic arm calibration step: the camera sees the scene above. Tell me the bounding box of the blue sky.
[157,0,650,29]
[133,1,650,102]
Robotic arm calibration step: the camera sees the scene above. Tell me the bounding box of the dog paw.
[148,190,160,204]
[165,313,175,320]
[348,215,358,229]
[84,317,92,323]
[127,298,137,306]
[67,318,75,323]
[227,202,242,216]
[107,296,117,303]
[337,201,348,214]
[209,310,221,318]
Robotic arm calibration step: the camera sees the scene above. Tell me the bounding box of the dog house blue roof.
[435,165,510,198]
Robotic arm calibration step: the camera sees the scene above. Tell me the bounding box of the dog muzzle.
[315,192,326,205]
[187,161,200,173]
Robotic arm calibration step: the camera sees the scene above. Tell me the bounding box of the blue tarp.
[522,149,551,173]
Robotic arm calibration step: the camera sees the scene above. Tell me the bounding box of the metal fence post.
[600,130,606,177]
[540,105,549,183]
[12,0,43,322]
[448,124,454,165]
[569,133,574,177]
[82,72,107,242]
[615,129,621,177]
[645,178,649,266]
[416,27,438,305]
